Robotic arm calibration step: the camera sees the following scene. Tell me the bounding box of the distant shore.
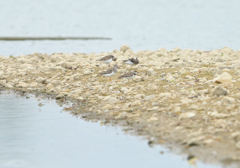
[1,45,240,166]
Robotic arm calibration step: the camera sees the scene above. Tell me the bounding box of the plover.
[118,71,138,82]
[99,65,118,81]
[97,55,117,65]
[123,57,139,65]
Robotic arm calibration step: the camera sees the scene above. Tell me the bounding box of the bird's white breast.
[102,58,112,64]
[125,60,134,65]
[102,71,115,77]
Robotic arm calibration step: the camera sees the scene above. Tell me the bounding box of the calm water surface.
[0,91,218,168]
[0,0,240,55]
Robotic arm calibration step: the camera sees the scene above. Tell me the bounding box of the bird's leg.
[109,77,112,82]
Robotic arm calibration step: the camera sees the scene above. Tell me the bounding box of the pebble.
[146,68,156,76]
[159,92,171,98]
[173,106,181,113]
[107,97,119,104]
[212,86,228,96]
[209,111,230,118]
[145,95,155,101]
[165,75,175,82]
[188,104,198,110]
[147,116,158,122]
[120,45,130,52]
[179,112,196,119]
[221,96,235,104]
[213,72,232,83]
[236,141,240,149]
[120,87,130,94]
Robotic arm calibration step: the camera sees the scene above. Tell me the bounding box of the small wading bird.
[118,71,138,82]
[97,55,117,66]
[123,57,139,65]
[99,65,119,82]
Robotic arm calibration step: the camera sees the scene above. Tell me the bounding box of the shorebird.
[123,57,139,65]
[118,71,138,82]
[99,65,118,82]
[97,55,117,66]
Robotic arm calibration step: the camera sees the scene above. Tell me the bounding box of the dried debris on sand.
[1,45,240,166]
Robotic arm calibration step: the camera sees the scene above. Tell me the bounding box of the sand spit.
[1,45,240,166]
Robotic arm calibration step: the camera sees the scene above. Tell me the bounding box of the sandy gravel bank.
[1,45,240,166]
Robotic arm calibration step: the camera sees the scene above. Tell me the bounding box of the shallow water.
[0,91,218,168]
[0,0,240,56]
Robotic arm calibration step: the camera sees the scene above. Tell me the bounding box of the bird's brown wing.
[118,72,133,79]
[99,68,113,75]
[98,55,113,61]
[130,58,139,64]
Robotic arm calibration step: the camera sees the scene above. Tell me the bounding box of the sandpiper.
[99,65,118,81]
[123,57,139,65]
[97,55,117,65]
[118,71,138,82]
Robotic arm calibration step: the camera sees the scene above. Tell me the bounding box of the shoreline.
[1,45,240,166]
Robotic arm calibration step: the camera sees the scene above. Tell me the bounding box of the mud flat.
[1,45,240,166]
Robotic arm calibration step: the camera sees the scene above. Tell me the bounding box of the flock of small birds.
[97,55,139,82]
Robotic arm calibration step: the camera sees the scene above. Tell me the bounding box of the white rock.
[0,80,6,85]
[185,75,195,80]
[179,112,195,119]
[145,95,155,101]
[197,89,209,96]
[180,98,190,104]
[166,75,175,82]
[120,45,130,52]
[146,68,156,76]
[5,83,13,88]
[159,92,171,98]
[16,82,29,88]
[221,96,235,104]
[60,62,74,69]
[76,97,84,101]
[134,94,145,99]
[147,116,158,122]
[231,132,240,140]
[186,136,205,145]
[174,106,181,113]
[215,58,225,62]
[209,111,230,118]
[236,141,240,149]
[46,83,53,90]
[120,87,129,94]
[213,68,222,77]
[83,70,92,75]
[188,104,198,110]
[213,72,232,83]
[179,68,186,74]
[121,78,128,84]
[115,112,128,119]
[171,47,181,52]
[36,77,45,83]
[29,82,38,88]
[107,97,119,104]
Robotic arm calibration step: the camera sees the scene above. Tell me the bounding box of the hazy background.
[0,0,240,56]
